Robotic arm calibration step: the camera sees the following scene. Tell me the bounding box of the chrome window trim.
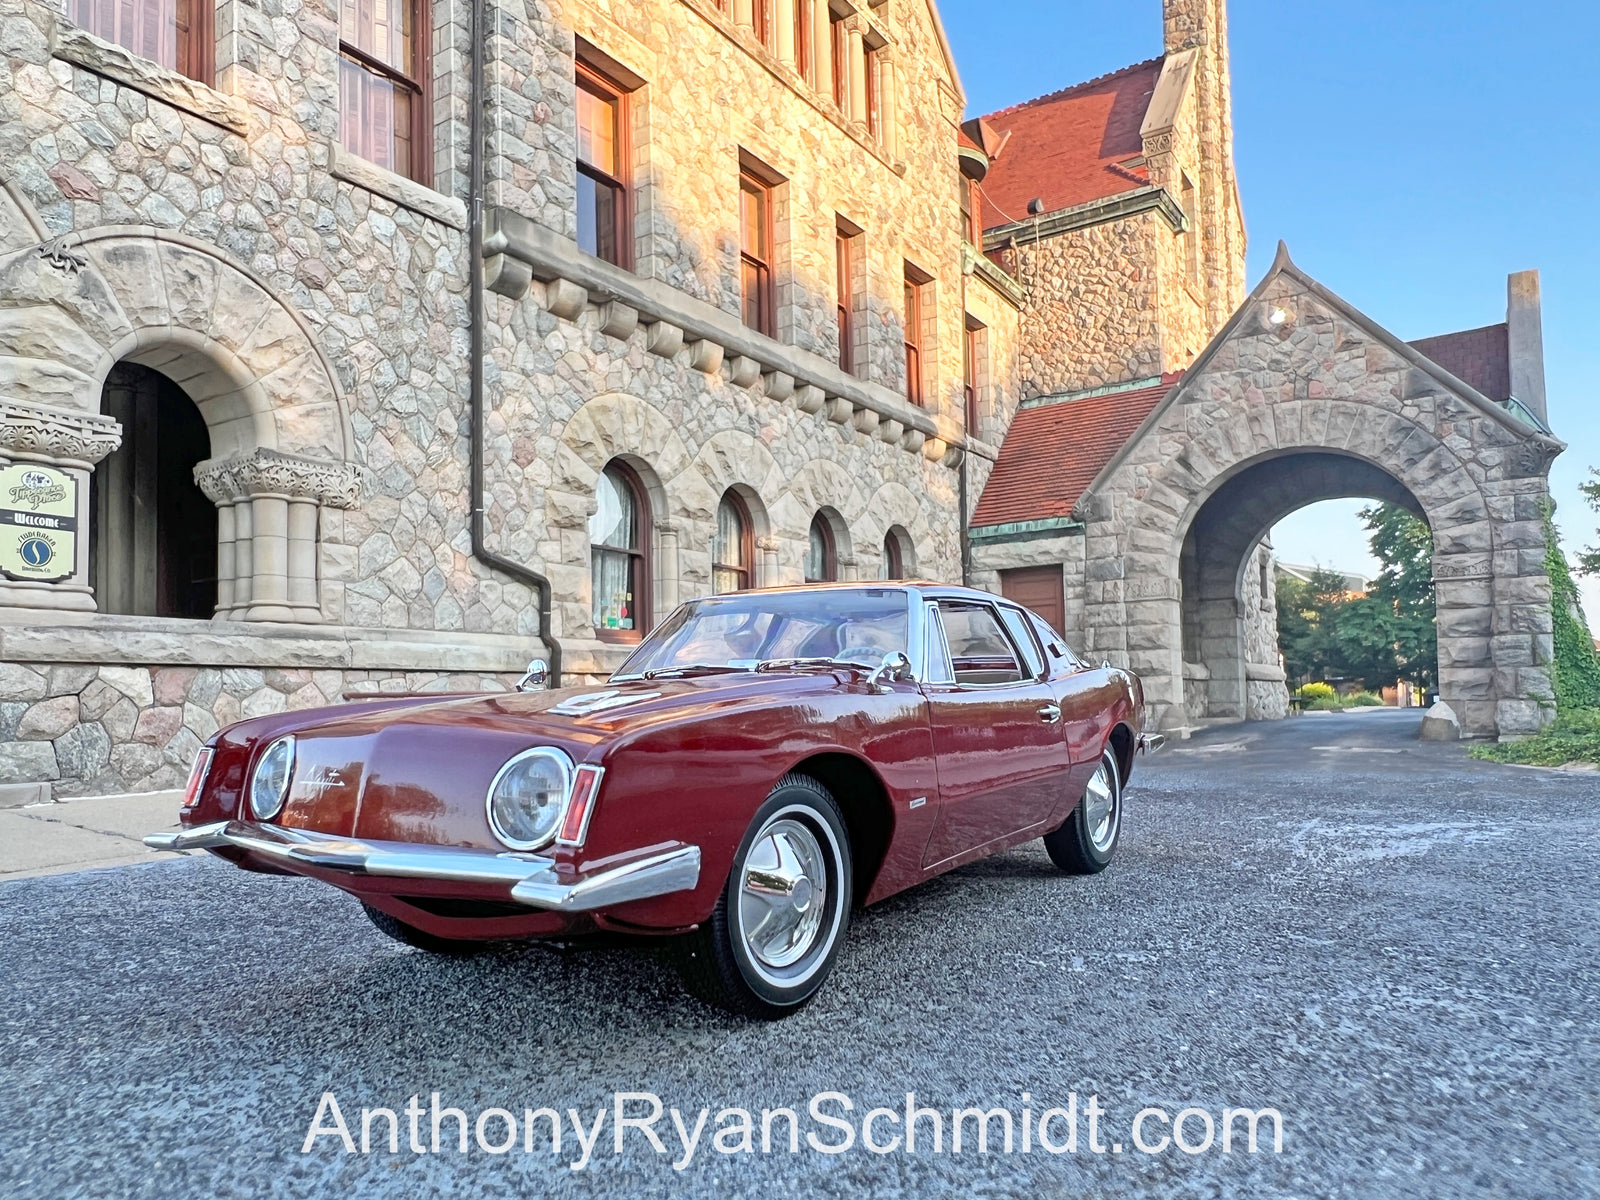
[996,602,1048,682]
[485,745,575,852]
[922,600,955,685]
[929,599,1038,692]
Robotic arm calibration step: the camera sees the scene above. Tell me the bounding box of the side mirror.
[516,658,549,692]
[868,650,913,694]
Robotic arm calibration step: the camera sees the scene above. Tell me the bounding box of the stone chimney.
[1507,269,1548,426]
[1161,0,1244,330]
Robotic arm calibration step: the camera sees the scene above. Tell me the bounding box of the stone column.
[0,399,122,615]
[196,448,365,625]
[287,497,320,621]
[847,20,868,125]
[656,521,681,624]
[812,0,833,99]
[757,534,780,588]
[1433,551,1495,737]
[876,46,898,157]
[245,493,293,622]
[775,0,795,63]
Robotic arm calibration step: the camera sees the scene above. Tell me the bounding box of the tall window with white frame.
[880,531,904,581]
[794,0,813,82]
[835,226,854,374]
[339,0,428,181]
[830,8,849,112]
[576,62,630,267]
[713,492,754,594]
[590,462,650,641]
[864,43,882,138]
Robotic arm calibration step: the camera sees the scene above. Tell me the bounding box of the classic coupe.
[148,583,1160,1018]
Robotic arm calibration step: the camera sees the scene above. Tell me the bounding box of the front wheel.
[1044,745,1122,874]
[674,774,853,1019]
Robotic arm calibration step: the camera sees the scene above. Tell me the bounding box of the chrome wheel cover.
[1084,758,1119,854]
[737,813,834,981]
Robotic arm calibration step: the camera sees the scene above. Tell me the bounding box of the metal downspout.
[467,0,561,686]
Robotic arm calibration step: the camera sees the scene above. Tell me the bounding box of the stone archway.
[0,223,363,620]
[1178,450,1428,722]
[1073,248,1564,739]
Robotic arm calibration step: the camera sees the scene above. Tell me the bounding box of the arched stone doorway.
[92,362,217,619]
[1179,450,1427,722]
[1070,248,1564,740]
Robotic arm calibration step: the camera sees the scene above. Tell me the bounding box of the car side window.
[1029,613,1082,674]
[923,603,955,684]
[998,606,1045,679]
[937,603,1027,686]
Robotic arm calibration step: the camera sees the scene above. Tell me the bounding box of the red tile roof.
[974,58,1164,230]
[973,376,1181,527]
[1408,323,1511,401]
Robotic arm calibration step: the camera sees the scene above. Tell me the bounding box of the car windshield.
[613,589,912,680]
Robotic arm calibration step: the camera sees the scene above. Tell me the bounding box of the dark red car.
[149,584,1160,1018]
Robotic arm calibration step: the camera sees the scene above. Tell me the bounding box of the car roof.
[686,581,1023,606]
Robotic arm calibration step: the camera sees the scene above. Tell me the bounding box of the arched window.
[590,462,649,640]
[805,513,837,583]
[92,363,216,619]
[881,532,904,581]
[713,491,753,593]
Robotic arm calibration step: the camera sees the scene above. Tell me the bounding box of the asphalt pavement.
[2,709,1596,1199]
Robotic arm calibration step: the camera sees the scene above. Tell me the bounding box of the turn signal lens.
[249,736,295,821]
[182,747,214,809]
[557,765,606,847]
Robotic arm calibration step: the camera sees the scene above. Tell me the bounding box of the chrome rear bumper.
[143,821,701,913]
[1137,732,1166,755]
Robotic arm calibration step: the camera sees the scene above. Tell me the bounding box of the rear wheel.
[361,901,495,956]
[1044,746,1122,874]
[674,774,853,1019]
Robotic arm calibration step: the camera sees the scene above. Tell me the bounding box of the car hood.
[243,672,855,846]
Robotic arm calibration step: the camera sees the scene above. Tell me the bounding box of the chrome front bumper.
[1137,732,1166,755]
[143,821,701,913]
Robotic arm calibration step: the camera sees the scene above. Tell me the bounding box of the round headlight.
[250,736,295,820]
[487,747,573,851]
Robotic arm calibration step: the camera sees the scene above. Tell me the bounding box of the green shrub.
[1348,692,1385,707]
[1297,681,1336,701]
[1544,504,1600,711]
[1471,708,1600,766]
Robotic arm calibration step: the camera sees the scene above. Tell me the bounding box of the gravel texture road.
[2,709,1596,1199]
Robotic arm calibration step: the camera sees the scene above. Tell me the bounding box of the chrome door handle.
[1038,702,1062,724]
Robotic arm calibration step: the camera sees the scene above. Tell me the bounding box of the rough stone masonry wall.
[1,660,519,798]
[996,212,1164,399]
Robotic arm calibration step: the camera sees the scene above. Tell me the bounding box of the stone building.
[0,0,1023,799]
[966,0,1563,739]
[0,0,1567,802]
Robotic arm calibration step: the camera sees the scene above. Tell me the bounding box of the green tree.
[1273,503,1436,691]
[1576,469,1600,577]
[1359,502,1438,689]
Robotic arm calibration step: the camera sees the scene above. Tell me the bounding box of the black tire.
[361,901,493,956]
[674,774,853,1019]
[1044,746,1122,875]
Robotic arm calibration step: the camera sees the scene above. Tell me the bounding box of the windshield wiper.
[640,664,750,680]
[755,657,870,674]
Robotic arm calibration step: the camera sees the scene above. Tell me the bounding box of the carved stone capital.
[0,399,123,467]
[1510,437,1561,479]
[195,449,367,509]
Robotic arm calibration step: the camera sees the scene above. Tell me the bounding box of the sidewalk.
[0,791,186,881]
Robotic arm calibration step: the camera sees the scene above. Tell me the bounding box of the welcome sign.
[0,463,78,584]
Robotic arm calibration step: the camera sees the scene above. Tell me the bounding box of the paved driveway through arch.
[1,710,1594,1197]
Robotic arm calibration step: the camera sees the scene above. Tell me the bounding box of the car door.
[1025,610,1125,825]
[919,598,1072,868]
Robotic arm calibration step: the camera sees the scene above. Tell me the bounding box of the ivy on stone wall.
[1544,504,1600,712]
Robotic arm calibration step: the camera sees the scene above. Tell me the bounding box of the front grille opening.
[397,896,535,919]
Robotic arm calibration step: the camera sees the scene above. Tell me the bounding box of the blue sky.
[942,0,1600,610]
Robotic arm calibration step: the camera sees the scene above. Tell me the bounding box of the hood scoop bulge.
[548,689,664,717]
